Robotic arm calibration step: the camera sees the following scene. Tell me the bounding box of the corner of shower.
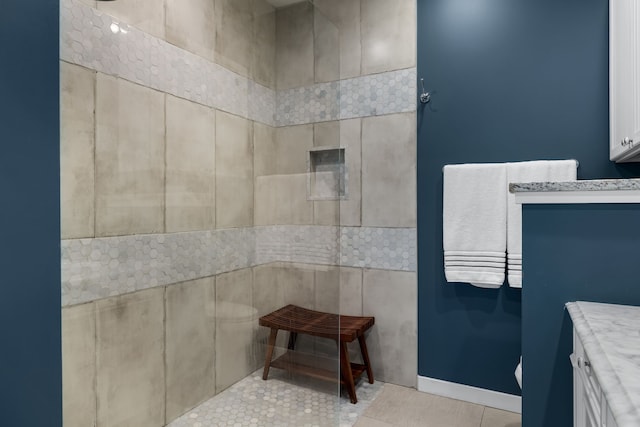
[59,0,359,425]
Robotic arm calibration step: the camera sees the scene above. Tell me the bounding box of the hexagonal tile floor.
[167,369,384,427]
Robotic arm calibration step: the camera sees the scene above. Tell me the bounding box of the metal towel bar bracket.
[419,78,431,104]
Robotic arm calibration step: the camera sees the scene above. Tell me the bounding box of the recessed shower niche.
[307,147,347,200]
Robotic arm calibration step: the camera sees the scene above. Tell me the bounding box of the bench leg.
[287,332,298,350]
[358,335,374,384]
[339,341,357,404]
[262,328,278,380]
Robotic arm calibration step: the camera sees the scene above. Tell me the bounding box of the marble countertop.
[509,178,640,193]
[566,301,640,427]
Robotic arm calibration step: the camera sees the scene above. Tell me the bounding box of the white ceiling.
[265,0,306,8]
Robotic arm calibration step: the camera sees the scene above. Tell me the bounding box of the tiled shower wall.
[60,0,417,426]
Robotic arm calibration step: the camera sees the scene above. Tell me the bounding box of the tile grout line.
[163,285,168,426]
[479,404,487,427]
[92,68,97,240]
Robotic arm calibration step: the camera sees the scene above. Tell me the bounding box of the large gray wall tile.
[280,263,316,354]
[274,124,313,175]
[313,119,362,226]
[166,95,216,233]
[215,111,254,228]
[166,0,216,62]
[254,174,313,225]
[362,113,416,227]
[98,0,165,40]
[314,265,363,316]
[252,263,286,318]
[215,268,257,392]
[276,2,314,89]
[252,0,277,88]
[314,8,340,83]
[361,0,416,75]
[95,74,165,237]
[253,263,288,361]
[61,62,95,239]
[313,0,361,80]
[96,288,165,427]
[165,277,217,423]
[253,121,277,177]
[215,0,253,78]
[62,303,96,427]
[363,269,417,387]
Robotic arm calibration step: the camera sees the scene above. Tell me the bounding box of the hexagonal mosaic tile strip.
[340,69,417,120]
[254,226,341,267]
[61,226,416,306]
[340,227,417,272]
[167,369,384,427]
[276,82,341,126]
[60,0,275,126]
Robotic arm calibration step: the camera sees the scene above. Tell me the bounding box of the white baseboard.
[417,376,522,414]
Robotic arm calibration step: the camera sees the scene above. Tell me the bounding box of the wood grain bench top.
[259,304,375,342]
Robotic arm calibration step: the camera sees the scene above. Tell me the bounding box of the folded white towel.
[506,160,577,288]
[515,356,522,389]
[443,163,507,288]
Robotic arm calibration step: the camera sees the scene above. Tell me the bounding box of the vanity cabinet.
[571,331,619,427]
[610,0,640,162]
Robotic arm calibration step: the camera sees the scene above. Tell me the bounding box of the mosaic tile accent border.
[275,69,418,127]
[340,227,417,271]
[340,69,417,120]
[276,82,341,126]
[62,226,416,306]
[60,0,276,126]
[61,229,256,306]
[255,225,340,266]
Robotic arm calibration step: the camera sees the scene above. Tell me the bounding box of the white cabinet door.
[610,0,640,162]
[573,330,609,427]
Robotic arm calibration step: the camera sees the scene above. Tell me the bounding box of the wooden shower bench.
[259,304,375,404]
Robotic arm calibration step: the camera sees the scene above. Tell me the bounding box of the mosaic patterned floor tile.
[168,369,384,427]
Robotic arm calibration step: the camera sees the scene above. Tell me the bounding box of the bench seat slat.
[258,304,375,342]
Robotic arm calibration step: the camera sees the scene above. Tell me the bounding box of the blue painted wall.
[0,0,61,425]
[417,0,640,396]
[522,204,640,427]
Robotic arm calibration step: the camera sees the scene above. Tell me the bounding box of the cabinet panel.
[610,0,640,162]
[572,329,619,427]
[602,400,619,427]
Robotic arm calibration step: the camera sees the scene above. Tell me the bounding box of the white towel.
[506,160,577,288]
[443,163,507,288]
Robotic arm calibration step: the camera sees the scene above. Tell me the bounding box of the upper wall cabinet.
[610,0,640,162]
